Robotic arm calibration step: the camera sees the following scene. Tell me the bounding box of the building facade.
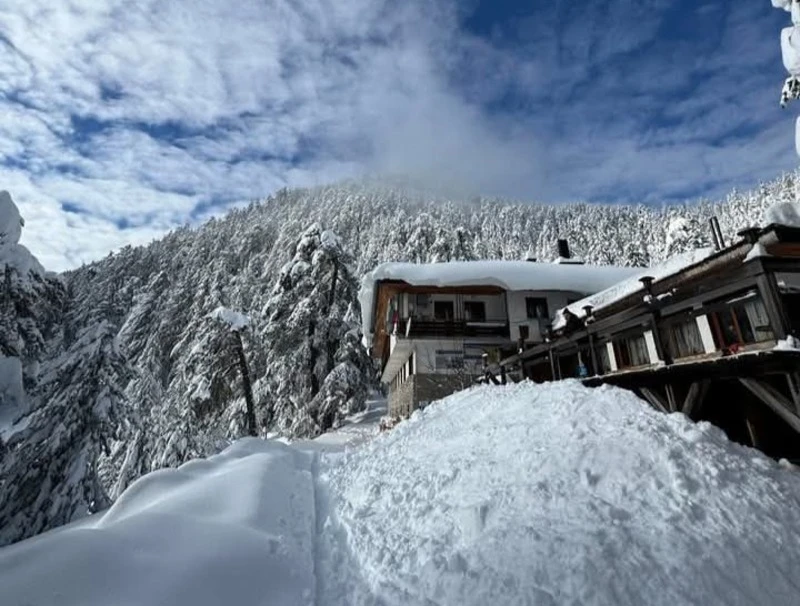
[498,223,800,460]
[359,259,637,417]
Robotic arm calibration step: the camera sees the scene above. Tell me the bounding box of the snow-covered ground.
[302,395,386,452]
[3,382,800,606]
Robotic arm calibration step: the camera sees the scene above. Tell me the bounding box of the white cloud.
[0,0,795,270]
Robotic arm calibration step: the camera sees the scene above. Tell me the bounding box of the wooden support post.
[548,348,556,381]
[739,378,800,435]
[681,381,709,418]
[650,312,672,366]
[484,370,501,386]
[639,387,670,414]
[665,384,678,412]
[786,372,800,415]
[756,272,790,341]
[745,418,761,450]
[500,365,508,385]
[588,332,600,376]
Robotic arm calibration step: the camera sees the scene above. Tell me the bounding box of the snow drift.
[3,382,800,605]
[0,440,319,606]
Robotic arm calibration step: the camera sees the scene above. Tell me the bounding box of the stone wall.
[388,373,478,418]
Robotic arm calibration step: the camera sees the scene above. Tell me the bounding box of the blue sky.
[0,0,795,269]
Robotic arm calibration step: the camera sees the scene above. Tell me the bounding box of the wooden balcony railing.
[397,317,510,339]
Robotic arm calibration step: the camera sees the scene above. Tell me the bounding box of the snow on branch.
[210,307,250,331]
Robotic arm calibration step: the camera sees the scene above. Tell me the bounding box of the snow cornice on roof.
[359,260,640,342]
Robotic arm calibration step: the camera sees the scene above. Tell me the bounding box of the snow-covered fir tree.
[257,225,373,437]
[1,171,800,545]
[0,320,128,545]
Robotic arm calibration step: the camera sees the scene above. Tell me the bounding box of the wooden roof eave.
[585,240,752,325]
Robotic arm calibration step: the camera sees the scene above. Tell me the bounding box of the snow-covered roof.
[553,248,715,329]
[360,260,639,338]
[765,201,800,228]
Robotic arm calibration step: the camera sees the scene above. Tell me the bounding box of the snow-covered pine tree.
[663,214,713,259]
[257,225,373,437]
[0,320,128,546]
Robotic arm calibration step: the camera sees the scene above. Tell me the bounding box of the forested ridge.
[0,173,794,544]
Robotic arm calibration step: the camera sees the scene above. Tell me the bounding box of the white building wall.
[644,330,660,363]
[412,338,506,374]
[506,290,584,341]
[606,343,618,372]
[696,315,717,353]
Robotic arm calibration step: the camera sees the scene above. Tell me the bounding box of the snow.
[0,355,25,439]
[765,200,800,227]
[360,261,639,341]
[554,248,715,328]
[775,335,800,350]
[0,190,44,277]
[797,115,800,157]
[744,241,771,262]
[5,381,800,605]
[303,395,386,453]
[210,306,250,330]
[0,439,319,606]
[783,25,800,76]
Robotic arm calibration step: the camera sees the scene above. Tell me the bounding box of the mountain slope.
[0,172,796,545]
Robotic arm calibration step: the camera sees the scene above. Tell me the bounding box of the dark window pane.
[434,301,454,320]
[464,301,486,321]
[526,297,549,319]
[734,306,755,343]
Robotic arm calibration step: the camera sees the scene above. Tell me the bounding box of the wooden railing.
[400,317,510,339]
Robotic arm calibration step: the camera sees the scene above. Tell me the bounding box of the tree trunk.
[233,331,257,437]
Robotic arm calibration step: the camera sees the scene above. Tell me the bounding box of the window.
[663,318,704,359]
[613,333,650,369]
[526,297,549,320]
[708,293,774,350]
[464,301,486,322]
[597,344,613,373]
[435,349,463,370]
[434,301,454,321]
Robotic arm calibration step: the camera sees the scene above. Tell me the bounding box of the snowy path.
[4,383,800,605]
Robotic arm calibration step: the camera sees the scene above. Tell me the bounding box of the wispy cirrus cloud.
[0,0,794,270]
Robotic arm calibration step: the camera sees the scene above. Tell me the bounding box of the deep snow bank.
[320,381,800,606]
[0,439,319,606]
[3,383,800,606]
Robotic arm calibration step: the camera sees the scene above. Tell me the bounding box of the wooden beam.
[756,273,790,341]
[664,384,678,412]
[787,372,800,415]
[681,380,709,418]
[739,378,800,435]
[639,387,670,414]
[484,370,501,386]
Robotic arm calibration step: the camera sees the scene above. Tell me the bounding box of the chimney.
[709,216,725,251]
[557,239,571,259]
[736,227,761,245]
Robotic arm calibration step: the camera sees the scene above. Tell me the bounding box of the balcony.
[391,317,510,340]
